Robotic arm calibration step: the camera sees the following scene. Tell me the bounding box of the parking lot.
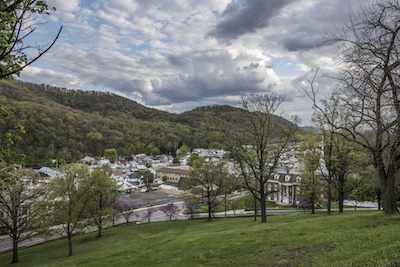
[119,188,183,208]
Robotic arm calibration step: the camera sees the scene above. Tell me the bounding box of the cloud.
[18,0,384,126]
[207,0,294,44]
[46,0,81,12]
[20,66,83,88]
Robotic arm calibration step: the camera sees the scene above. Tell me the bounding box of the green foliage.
[0,1,58,79]
[151,147,161,156]
[138,170,154,186]
[104,148,118,163]
[178,144,190,156]
[172,156,180,164]
[0,167,51,263]
[187,153,200,166]
[0,81,302,167]
[88,168,118,237]
[49,164,95,256]
[189,159,227,221]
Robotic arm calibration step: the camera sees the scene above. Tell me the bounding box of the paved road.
[0,190,184,254]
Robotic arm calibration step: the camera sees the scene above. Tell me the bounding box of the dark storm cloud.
[207,0,294,44]
[282,33,325,52]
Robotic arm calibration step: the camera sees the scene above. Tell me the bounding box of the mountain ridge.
[0,80,301,167]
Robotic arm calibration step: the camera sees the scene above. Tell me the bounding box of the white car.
[140,187,148,193]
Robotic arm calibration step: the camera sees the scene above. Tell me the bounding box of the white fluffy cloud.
[19,0,381,125]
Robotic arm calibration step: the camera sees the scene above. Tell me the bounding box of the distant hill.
[0,80,302,167]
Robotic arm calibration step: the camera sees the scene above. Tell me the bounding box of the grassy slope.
[0,211,399,267]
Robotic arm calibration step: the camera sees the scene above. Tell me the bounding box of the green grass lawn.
[1,211,399,267]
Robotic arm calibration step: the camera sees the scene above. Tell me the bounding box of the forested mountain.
[0,80,301,167]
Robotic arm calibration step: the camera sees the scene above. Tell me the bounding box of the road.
[0,189,184,254]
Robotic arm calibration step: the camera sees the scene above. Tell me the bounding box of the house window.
[285,175,290,182]
[274,174,279,180]
[296,176,302,183]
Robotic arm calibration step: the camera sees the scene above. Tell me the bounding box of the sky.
[19,0,378,126]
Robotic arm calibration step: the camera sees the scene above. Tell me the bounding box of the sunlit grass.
[1,211,399,267]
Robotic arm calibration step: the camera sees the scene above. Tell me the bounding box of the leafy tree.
[49,164,95,256]
[0,167,50,263]
[158,203,180,221]
[189,158,226,221]
[104,148,118,163]
[151,147,161,156]
[118,201,138,225]
[308,1,400,214]
[231,91,299,223]
[178,144,190,157]
[300,148,322,214]
[0,0,62,79]
[172,156,180,164]
[187,153,199,166]
[138,169,154,187]
[88,168,118,237]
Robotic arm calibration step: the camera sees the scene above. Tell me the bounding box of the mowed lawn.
[1,211,399,267]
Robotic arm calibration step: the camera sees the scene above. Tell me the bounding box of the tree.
[231,91,299,223]
[300,148,322,214]
[297,200,312,214]
[189,158,226,221]
[0,0,62,79]
[104,148,118,163]
[220,174,242,218]
[141,206,158,223]
[118,201,138,225]
[308,1,400,214]
[0,167,50,263]
[182,193,201,219]
[49,164,95,256]
[158,203,180,221]
[172,156,180,164]
[88,168,118,237]
[151,147,161,156]
[138,169,154,187]
[187,153,200,166]
[178,144,190,157]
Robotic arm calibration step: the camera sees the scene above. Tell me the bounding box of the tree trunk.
[224,194,227,218]
[311,193,315,214]
[207,202,212,221]
[98,218,102,238]
[260,182,267,223]
[253,197,257,222]
[382,174,398,214]
[338,191,344,213]
[326,181,332,215]
[378,161,398,214]
[12,234,18,263]
[68,234,73,256]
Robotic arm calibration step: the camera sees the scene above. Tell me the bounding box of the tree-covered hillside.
[0,80,301,167]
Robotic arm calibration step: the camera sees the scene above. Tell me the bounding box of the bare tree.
[141,207,158,223]
[118,202,138,226]
[182,193,201,219]
[231,91,299,223]
[159,203,180,221]
[0,0,62,79]
[0,167,50,263]
[307,1,400,214]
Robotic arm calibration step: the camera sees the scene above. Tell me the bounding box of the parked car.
[140,187,149,193]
